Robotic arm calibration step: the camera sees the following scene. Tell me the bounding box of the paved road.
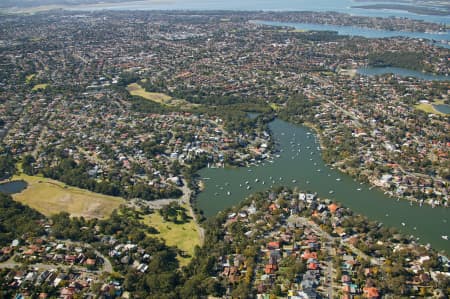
[289,215,381,266]
[0,241,113,273]
[180,181,205,245]
[289,215,383,298]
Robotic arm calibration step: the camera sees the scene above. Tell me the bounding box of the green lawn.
[32,83,49,91]
[415,100,447,116]
[142,203,201,267]
[25,74,36,83]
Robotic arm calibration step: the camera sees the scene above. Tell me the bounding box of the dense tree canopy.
[0,193,44,247]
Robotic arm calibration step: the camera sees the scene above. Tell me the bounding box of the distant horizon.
[2,0,449,24]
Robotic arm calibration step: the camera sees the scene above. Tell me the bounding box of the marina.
[197,118,450,254]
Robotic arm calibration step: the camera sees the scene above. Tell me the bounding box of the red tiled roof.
[267,241,280,249]
[363,287,379,298]
[265,264,278,274]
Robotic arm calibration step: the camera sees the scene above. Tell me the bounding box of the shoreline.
[2,0,172,14]
[299,120,448,209]
[352,4,450,17]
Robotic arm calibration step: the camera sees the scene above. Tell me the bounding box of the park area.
[11,173,124,219]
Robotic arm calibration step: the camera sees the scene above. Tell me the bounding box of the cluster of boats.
[205,129,450,245]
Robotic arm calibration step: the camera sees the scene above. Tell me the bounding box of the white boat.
[227,191,231,196]
[401,222,406,226]
[255,178,259,183]
[357,188,361,191]
[442,235,448,240]
[336,178,341,181]
[246,186,251,190]
[329,190,334,194]
[292,180,296,183]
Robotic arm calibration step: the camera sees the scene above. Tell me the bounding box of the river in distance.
[357,67,450,115]
[256,20,450,44]
[197,118,450,254]
[358,66,450,82]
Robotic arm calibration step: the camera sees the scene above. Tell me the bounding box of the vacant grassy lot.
[127,82,196,108]
[339,69,357,77]
[32,84,49,91]
[127,83,171,102]
[269,103,283,111]
[142,203,201,267]
[12,173,124,219]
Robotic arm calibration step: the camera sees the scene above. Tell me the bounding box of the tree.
[22,154,36,175]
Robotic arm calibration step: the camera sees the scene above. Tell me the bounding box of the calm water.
[257,20,450,42]
[433,104,450,114]
[0,180,27,194]
[71,0,450,24]
[358,67,450,81]
[197,119,450,254]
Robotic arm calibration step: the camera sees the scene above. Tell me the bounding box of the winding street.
[288,215,383,298]
[0,241,113,274]
[180,181,205,245]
